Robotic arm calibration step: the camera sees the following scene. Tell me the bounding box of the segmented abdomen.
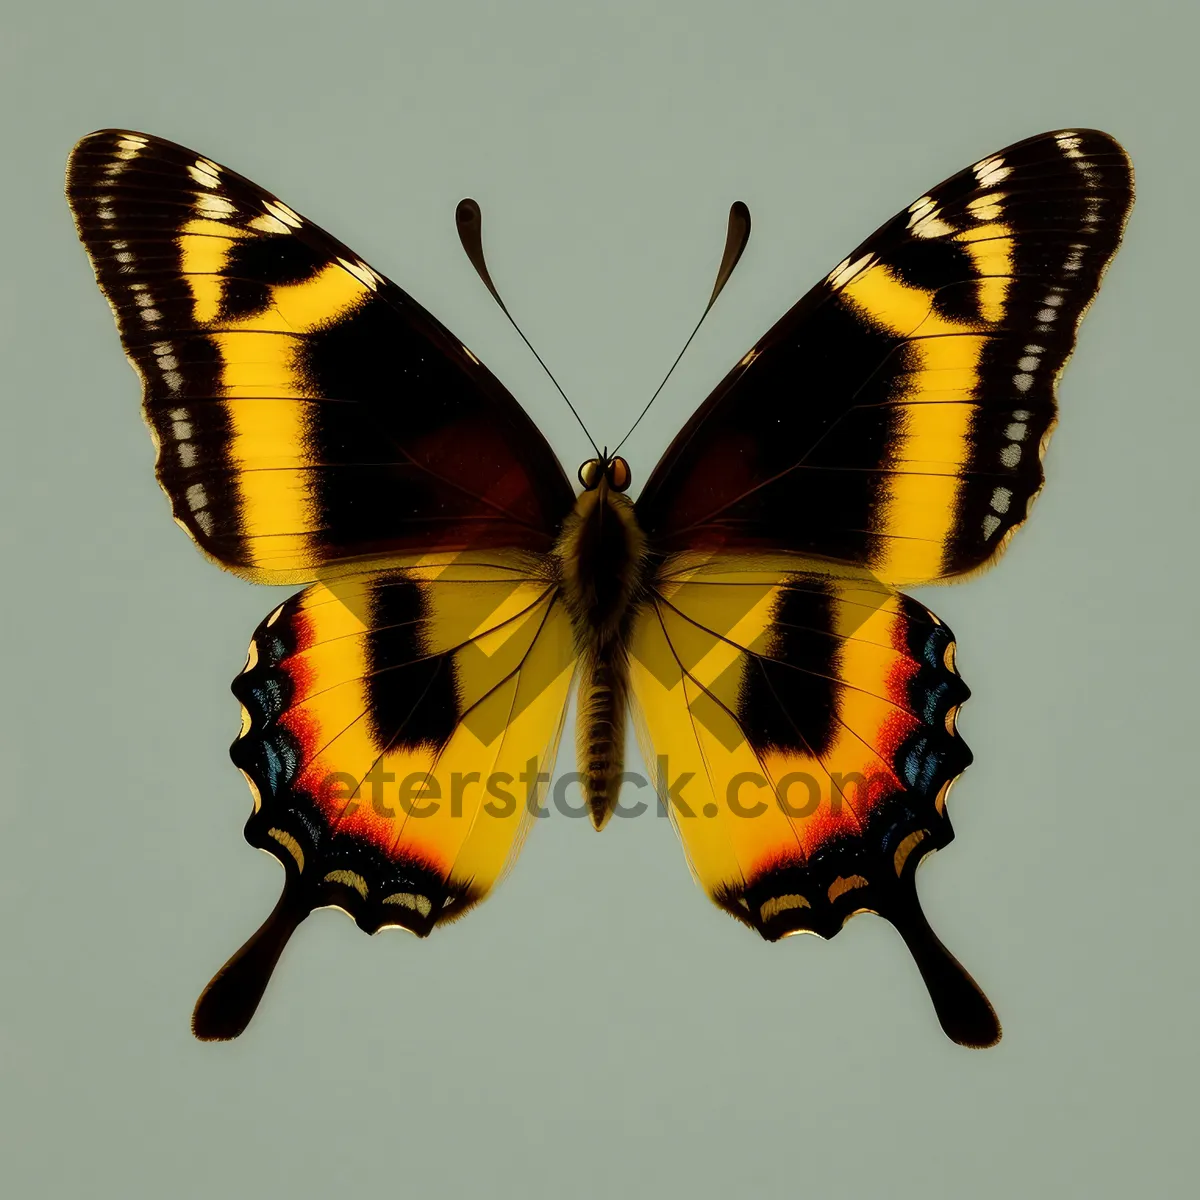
[576,650,629,830]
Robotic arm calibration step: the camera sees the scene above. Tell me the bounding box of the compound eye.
[607,456,632,492]
[578,459,602,490]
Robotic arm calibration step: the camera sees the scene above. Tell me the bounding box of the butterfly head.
[578,452,631,494]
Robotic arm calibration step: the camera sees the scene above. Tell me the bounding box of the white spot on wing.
[188,161,221,188]
[113,134,149,162]
[195,192,236,218]
[973,155,1011,187]
[337,257,382,291]
[263,199,302,229]
[982,514,1002,539]
[1063,241,1087,273]
[990,486,1012,514]
[967,194,1005,223]
[1000,444,1022,468]
[907,195,955,236]
[911,210,956,239]
[250,213,291,234]
[828,253,874,289]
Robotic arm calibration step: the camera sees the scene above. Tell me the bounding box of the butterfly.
[67,128,1132,1047]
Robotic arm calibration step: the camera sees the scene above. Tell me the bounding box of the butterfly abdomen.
[555,483,648,829]
[576,649,630,829]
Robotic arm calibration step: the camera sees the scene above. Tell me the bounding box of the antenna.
[456,198,600,457]
[612,201,751,456]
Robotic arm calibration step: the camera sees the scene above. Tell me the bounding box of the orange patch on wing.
[875,708,918,766]
[883,654,920,707]
[280,703,321,761]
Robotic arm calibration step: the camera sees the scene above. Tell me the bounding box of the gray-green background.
[2,1,1196,1196]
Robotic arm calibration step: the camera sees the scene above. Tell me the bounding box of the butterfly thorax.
[555,473,648,830]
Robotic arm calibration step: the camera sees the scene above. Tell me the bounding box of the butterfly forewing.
[637,129,1133,586]
[67,130,575,583]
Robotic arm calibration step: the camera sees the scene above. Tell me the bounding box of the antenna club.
[455,196,600,457]
[612,199,753,455]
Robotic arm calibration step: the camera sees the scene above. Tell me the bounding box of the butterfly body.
[66,127,1133,1046]
[556,456,647,828]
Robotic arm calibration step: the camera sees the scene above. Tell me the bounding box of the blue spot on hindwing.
[902,735,929,789]
[260,741,282,795]
[916,746,943,793]
[923,678,951,724]
[922,629,945,669]
[249,676,284,722]
[256,731,299,797]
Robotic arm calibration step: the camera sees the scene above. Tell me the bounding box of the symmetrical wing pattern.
[68,126,1133,1047]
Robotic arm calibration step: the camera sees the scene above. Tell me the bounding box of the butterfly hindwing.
[67,130,574,582]
[195,551,577,1037]
[637,129,1133,586]
[630,557,969,926]
[627,555,997,1045]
